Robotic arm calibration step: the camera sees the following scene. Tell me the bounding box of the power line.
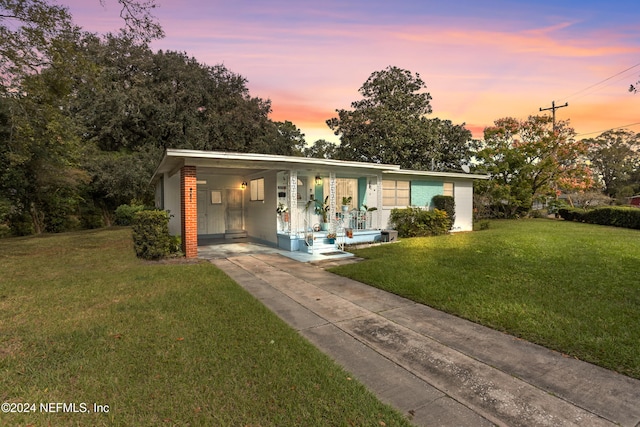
[558,61,640,103]
[575,122,640,138]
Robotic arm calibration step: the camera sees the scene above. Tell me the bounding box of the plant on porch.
[276,202,288,214]
[305,195,330,228]
[341,196,353,212]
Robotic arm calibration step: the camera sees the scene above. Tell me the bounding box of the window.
[250,178,264,201]
[444,182,454,197]
[383,180,410,207]
[333,178,358,208]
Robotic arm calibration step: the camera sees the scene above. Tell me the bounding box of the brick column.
[180,166,198,258]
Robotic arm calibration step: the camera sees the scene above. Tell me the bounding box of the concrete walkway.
[210,253,640,427]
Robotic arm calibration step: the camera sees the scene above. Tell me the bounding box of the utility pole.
[539,101,568,132]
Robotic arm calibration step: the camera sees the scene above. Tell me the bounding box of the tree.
[0,0,162,89]
[72,39,288,154]
[327,66,471,170]
[1,1,305,234]
[273,120,306,156]
[71,38,295,221]
[303,139,338,159]
[106,0,163,42]
[0,0,78,88]
[328,66,432,165]
[404,118,472,171]
[0,0,161,234]
[473,115,593,218]
[0,68,90,234]
[582,129,640,198]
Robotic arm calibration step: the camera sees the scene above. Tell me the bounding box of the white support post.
[375,174,383,229]
[288,171,298,233]
[329,172,337,225]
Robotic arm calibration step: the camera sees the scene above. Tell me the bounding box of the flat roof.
[151,149,488,183]
[382,169,489,180]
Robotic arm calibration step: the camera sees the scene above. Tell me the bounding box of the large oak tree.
[327,66,472,171]
[1,0,305,234]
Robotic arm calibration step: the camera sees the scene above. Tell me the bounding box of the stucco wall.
[452,179,474,232]
[162,171,182,237]
[378,178,475,232]
[196,173,247,235]
[244,170,278,245]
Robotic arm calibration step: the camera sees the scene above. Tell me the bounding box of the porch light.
[241,181,247,190]
[315,176,322,186]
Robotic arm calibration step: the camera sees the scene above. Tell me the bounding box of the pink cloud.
[62,0,640,144]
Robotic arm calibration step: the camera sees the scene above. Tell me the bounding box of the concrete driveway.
[211,253,640,427]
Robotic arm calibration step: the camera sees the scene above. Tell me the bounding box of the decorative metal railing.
[336,210,370,231]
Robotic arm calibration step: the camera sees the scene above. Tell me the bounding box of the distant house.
[151,149,488,258]
[629,195,640,207]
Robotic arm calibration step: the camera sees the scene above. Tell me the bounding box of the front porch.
[197,235,358,263]
[277,229,382,253]
[273,169,384,255]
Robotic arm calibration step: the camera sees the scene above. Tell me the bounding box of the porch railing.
[336,210,371,231]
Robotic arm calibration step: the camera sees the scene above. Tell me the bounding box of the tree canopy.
[327,66,472,171]
[303,139,338,159]
[582,129,640,199]
[472,116,593,218]
[0,0,162,89]
[0,0,307,235]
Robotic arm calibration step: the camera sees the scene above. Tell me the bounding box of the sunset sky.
[64,0,640,143]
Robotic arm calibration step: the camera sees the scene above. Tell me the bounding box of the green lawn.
[0,228,410,426]
[331,219,640,379]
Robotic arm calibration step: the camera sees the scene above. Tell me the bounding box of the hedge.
[115,203,147,226]
[558,206,640,230]
[431,195,455,230]
[131,210,171,260]
[389,207,452,237]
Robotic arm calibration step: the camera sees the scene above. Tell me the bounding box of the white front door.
[225,189,244,232]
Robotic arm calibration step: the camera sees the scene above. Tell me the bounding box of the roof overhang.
[150,149,488,183]
[383,169,489,180]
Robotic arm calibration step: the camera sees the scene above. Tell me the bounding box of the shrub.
[558,207,583,222]
[115,203,146,226]
[7,212,34,236]
[432,195,455,229]
[169,235,182,255]
[547,199,569,218]
[80,206,105,230]
[474,219,490,231]
[132,210,171,260]
[389,207,452,237]
[529,209,545,218]
[43,196,78,233]
[0,223,11,238]
[559,206,640,230]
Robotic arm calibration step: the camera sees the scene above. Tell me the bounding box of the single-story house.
[151,149,488,258]
[629,195,640,207]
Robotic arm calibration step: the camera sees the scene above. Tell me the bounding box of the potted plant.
[341,196,352,212]
[326,232,336,244]
[276,202,288,215]
[305,196,330,230]
[276,202,289,231]
[362,204,378,229]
